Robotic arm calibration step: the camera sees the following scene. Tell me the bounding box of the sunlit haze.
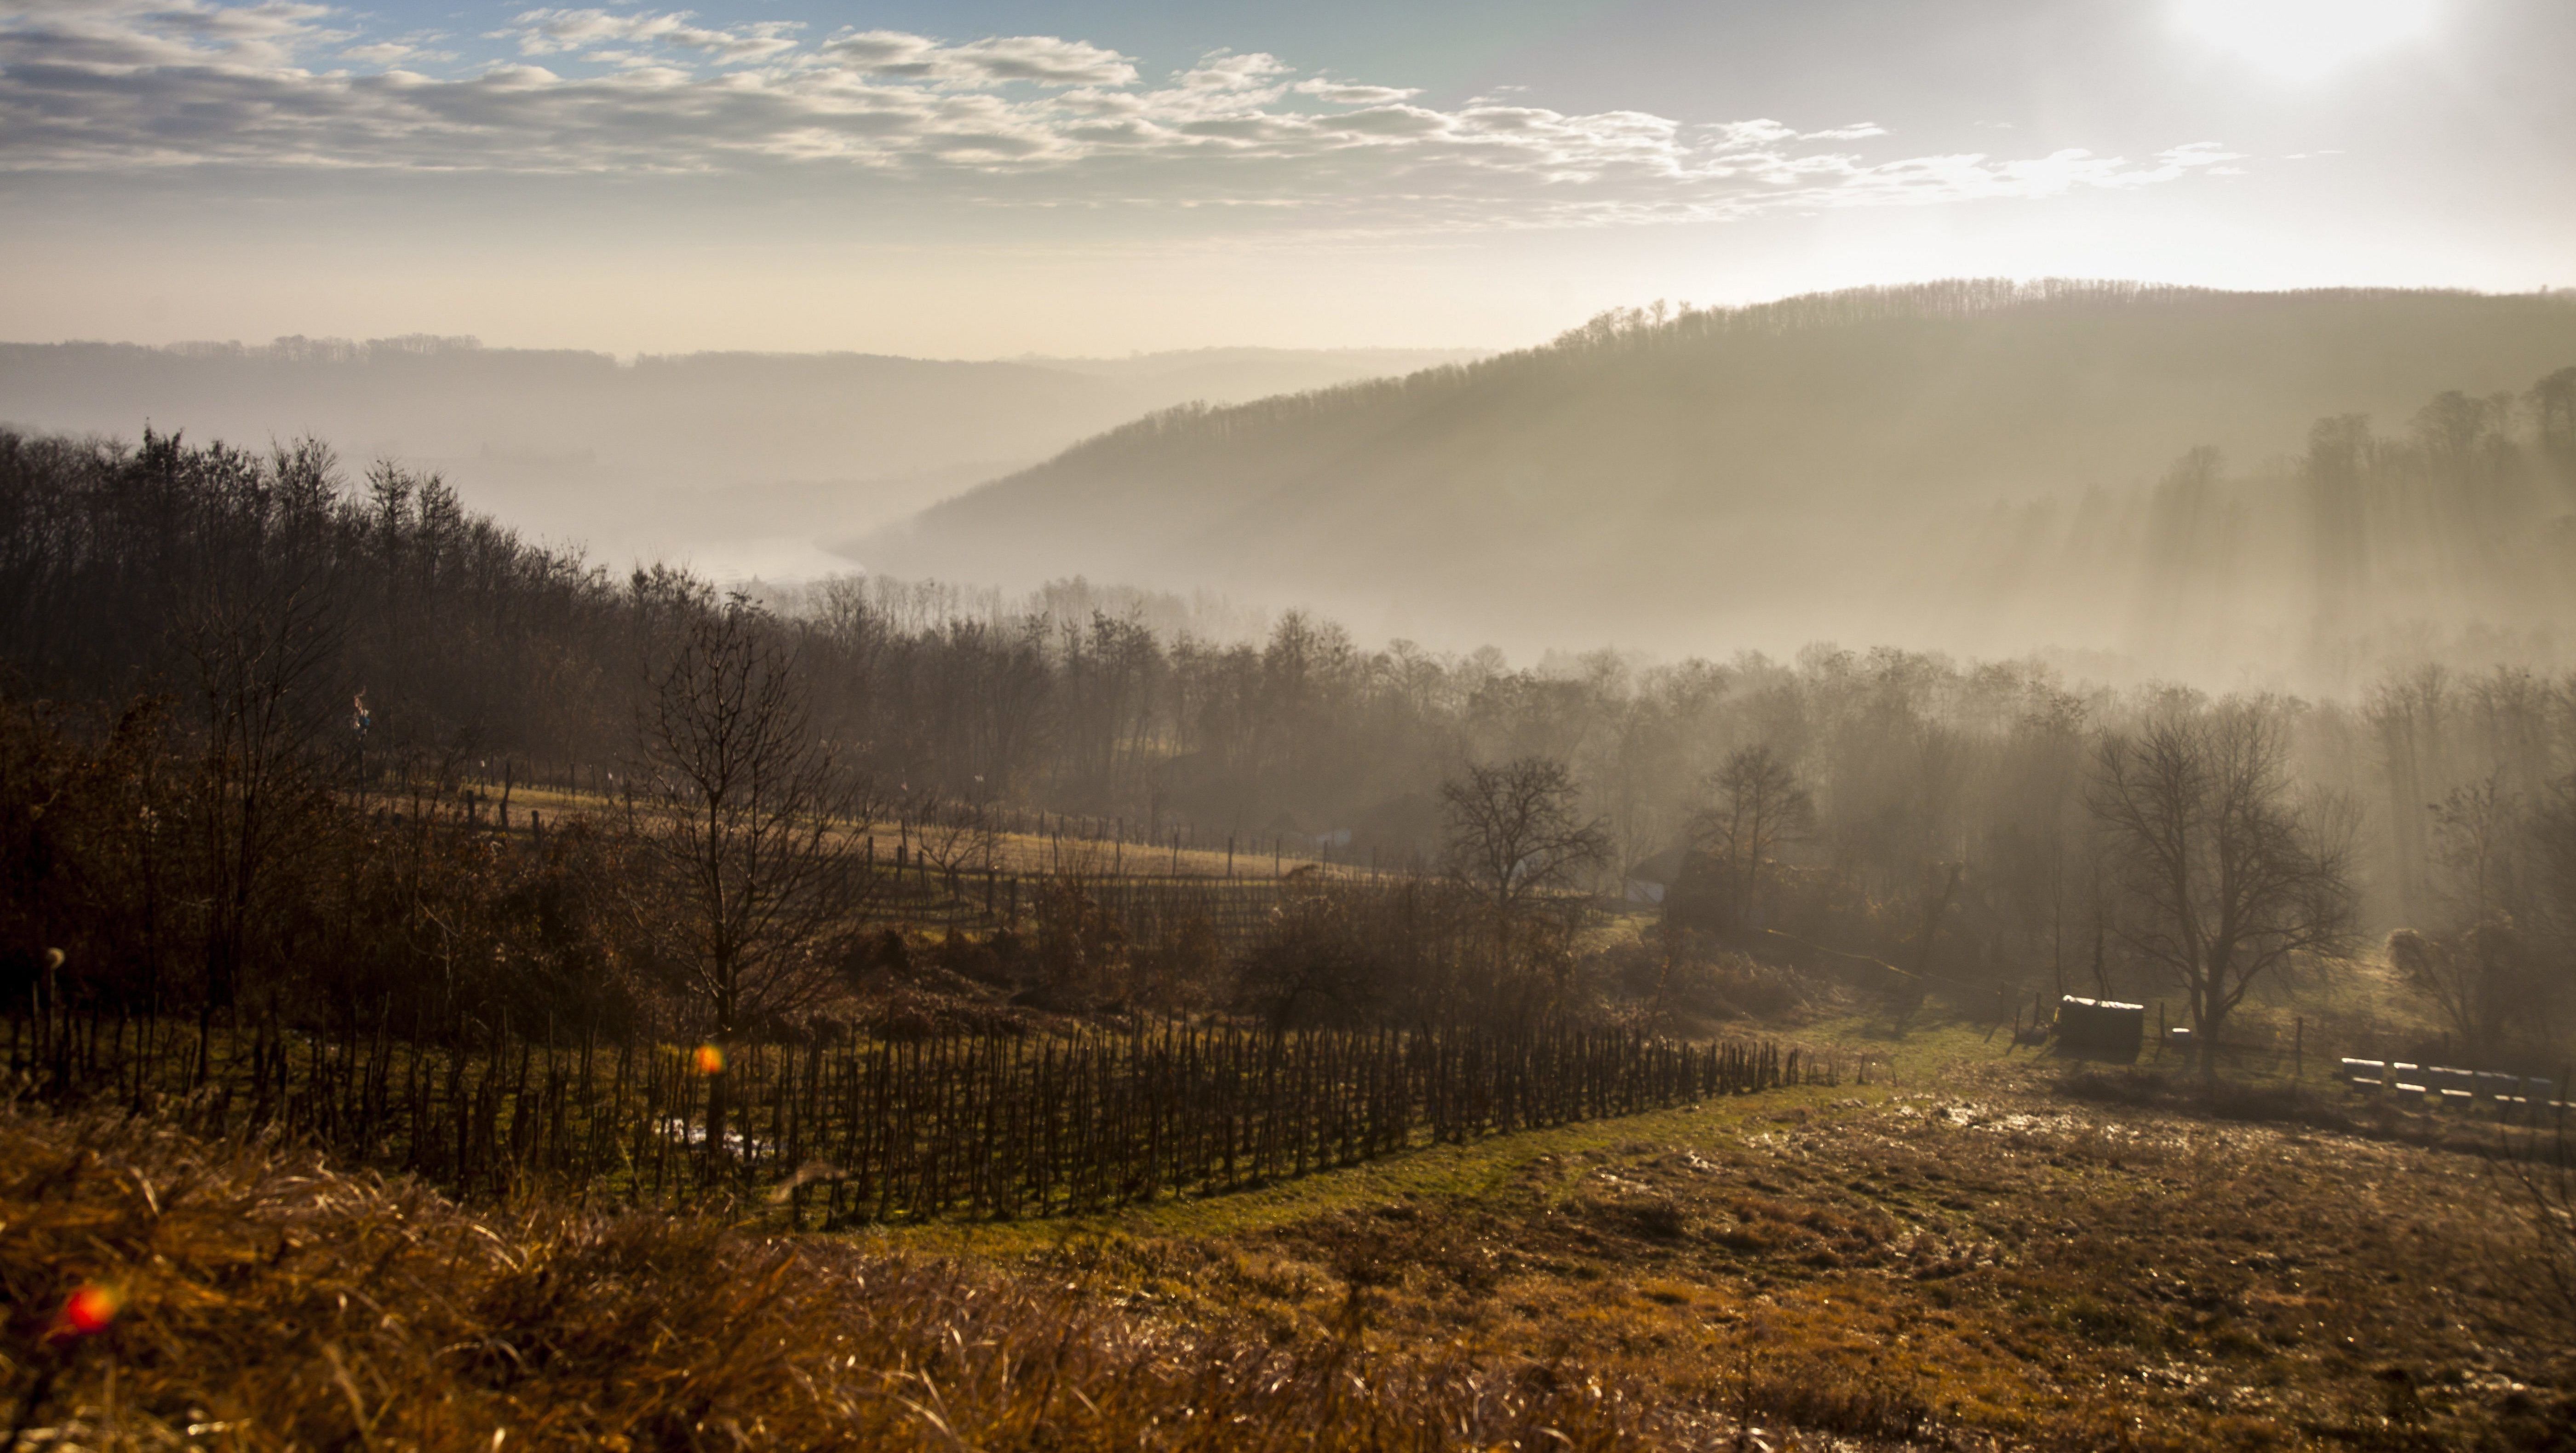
[2170,0,2444,82]
[6,3,2576,1441]
[2,0,2570,354]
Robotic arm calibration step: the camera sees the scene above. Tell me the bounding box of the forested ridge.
[866,281,2576,669]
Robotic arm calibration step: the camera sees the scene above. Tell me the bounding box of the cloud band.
[0,1,2242,230]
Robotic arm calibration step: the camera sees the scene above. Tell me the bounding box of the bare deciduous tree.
[906,787,998,902]
[627,595,876,1146]
[2088,701,2358,1081]
[1441,757,1609,998]
[184,458,342,1016]
[1690,744,1814,930]
[2389,925,2530,1065]
[2388,774,2542,1061]
[1442,757,1611,918]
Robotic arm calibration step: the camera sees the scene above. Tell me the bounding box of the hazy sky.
[4,0,2570,356]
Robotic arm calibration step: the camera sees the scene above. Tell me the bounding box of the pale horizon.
[5,0,2573,356]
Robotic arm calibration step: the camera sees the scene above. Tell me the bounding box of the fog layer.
[0,339,1480,578]
[861,281,2576,688]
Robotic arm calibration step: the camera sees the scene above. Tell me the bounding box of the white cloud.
[0,1,2246,231]
[1293,78,1420,106]
[505,9,799,65]
[1800,123,1887,141]
[818,30,1135,87]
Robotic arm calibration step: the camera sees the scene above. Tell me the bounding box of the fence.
[7,1010,1843,1224]
[2334,1057,2572,1123]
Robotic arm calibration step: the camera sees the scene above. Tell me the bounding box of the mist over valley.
[0,338,1480,579]
[864,281,2576,685]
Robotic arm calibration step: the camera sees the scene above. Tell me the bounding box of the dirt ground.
[991,1050,2576,1451]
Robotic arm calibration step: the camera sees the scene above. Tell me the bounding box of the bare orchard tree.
[2087,701,2358,1082]
[1440,756,1610,993]
[1690,744,1814,932]
[2528,776,2576,1021]
[628,595,877,1147]
[184,455,344,1019]
[2382,773,2544,1061]
[906,786,1000,902]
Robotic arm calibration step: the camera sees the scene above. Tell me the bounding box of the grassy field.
[486,779,1363,884]
[871,1008,2574,1449]
[6,1009,2568,1450]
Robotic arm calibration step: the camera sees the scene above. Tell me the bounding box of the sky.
[3,0,2571,356]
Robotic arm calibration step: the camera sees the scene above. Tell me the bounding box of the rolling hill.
[856,281,2576,678]
[0,339,1480,578]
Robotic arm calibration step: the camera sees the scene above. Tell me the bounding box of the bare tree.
[2387,774,2541,1061]
[184,510,342,1016]
[2526,776,2576,1043]
[1443,757,1610,914]
[906,787,999,892]
[1440,757,1609,995]
[628,595,876,1147]
[2087,701,2358,1082]
[2389,925,2530,1065]
[1690,744,1814,930]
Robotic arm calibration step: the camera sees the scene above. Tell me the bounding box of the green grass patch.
[856,1078,1893,1255]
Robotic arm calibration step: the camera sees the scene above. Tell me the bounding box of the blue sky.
[3,0,2569,354]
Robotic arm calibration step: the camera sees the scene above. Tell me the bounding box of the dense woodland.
[1,414,2574,1075]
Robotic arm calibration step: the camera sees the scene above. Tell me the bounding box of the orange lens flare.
[693,1043,725,1075]
[52,1282,121,1339]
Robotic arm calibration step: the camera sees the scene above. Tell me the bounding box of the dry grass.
[984,1061,2576,1451]
[9,1044,2572,1451]
[0,1097,1735,1451]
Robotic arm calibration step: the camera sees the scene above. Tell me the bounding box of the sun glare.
[2171,0,2440,80]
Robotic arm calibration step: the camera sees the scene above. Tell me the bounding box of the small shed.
[2056,995,2145,1060]
[1624,846,1688,905]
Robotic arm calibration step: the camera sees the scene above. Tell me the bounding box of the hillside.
[0,339,1477,578]
[857,282,2576,677]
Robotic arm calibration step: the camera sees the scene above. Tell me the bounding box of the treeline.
[2,424,2576,1070]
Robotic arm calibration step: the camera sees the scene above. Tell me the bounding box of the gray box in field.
[2057,996,2145,1060]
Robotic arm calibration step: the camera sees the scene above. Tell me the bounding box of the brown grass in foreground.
[1083,1060,2576,1452]
[0,1100,1706,1451]
[10,1056,2574,1452]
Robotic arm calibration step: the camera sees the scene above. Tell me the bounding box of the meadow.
[6,999,2570,1452]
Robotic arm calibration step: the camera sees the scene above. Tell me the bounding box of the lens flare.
[52,1282,122,1339]
[693,1043,725,1075]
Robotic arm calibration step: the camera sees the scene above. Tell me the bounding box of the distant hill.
[0,339,1480,578]
[856,282,2576,677]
